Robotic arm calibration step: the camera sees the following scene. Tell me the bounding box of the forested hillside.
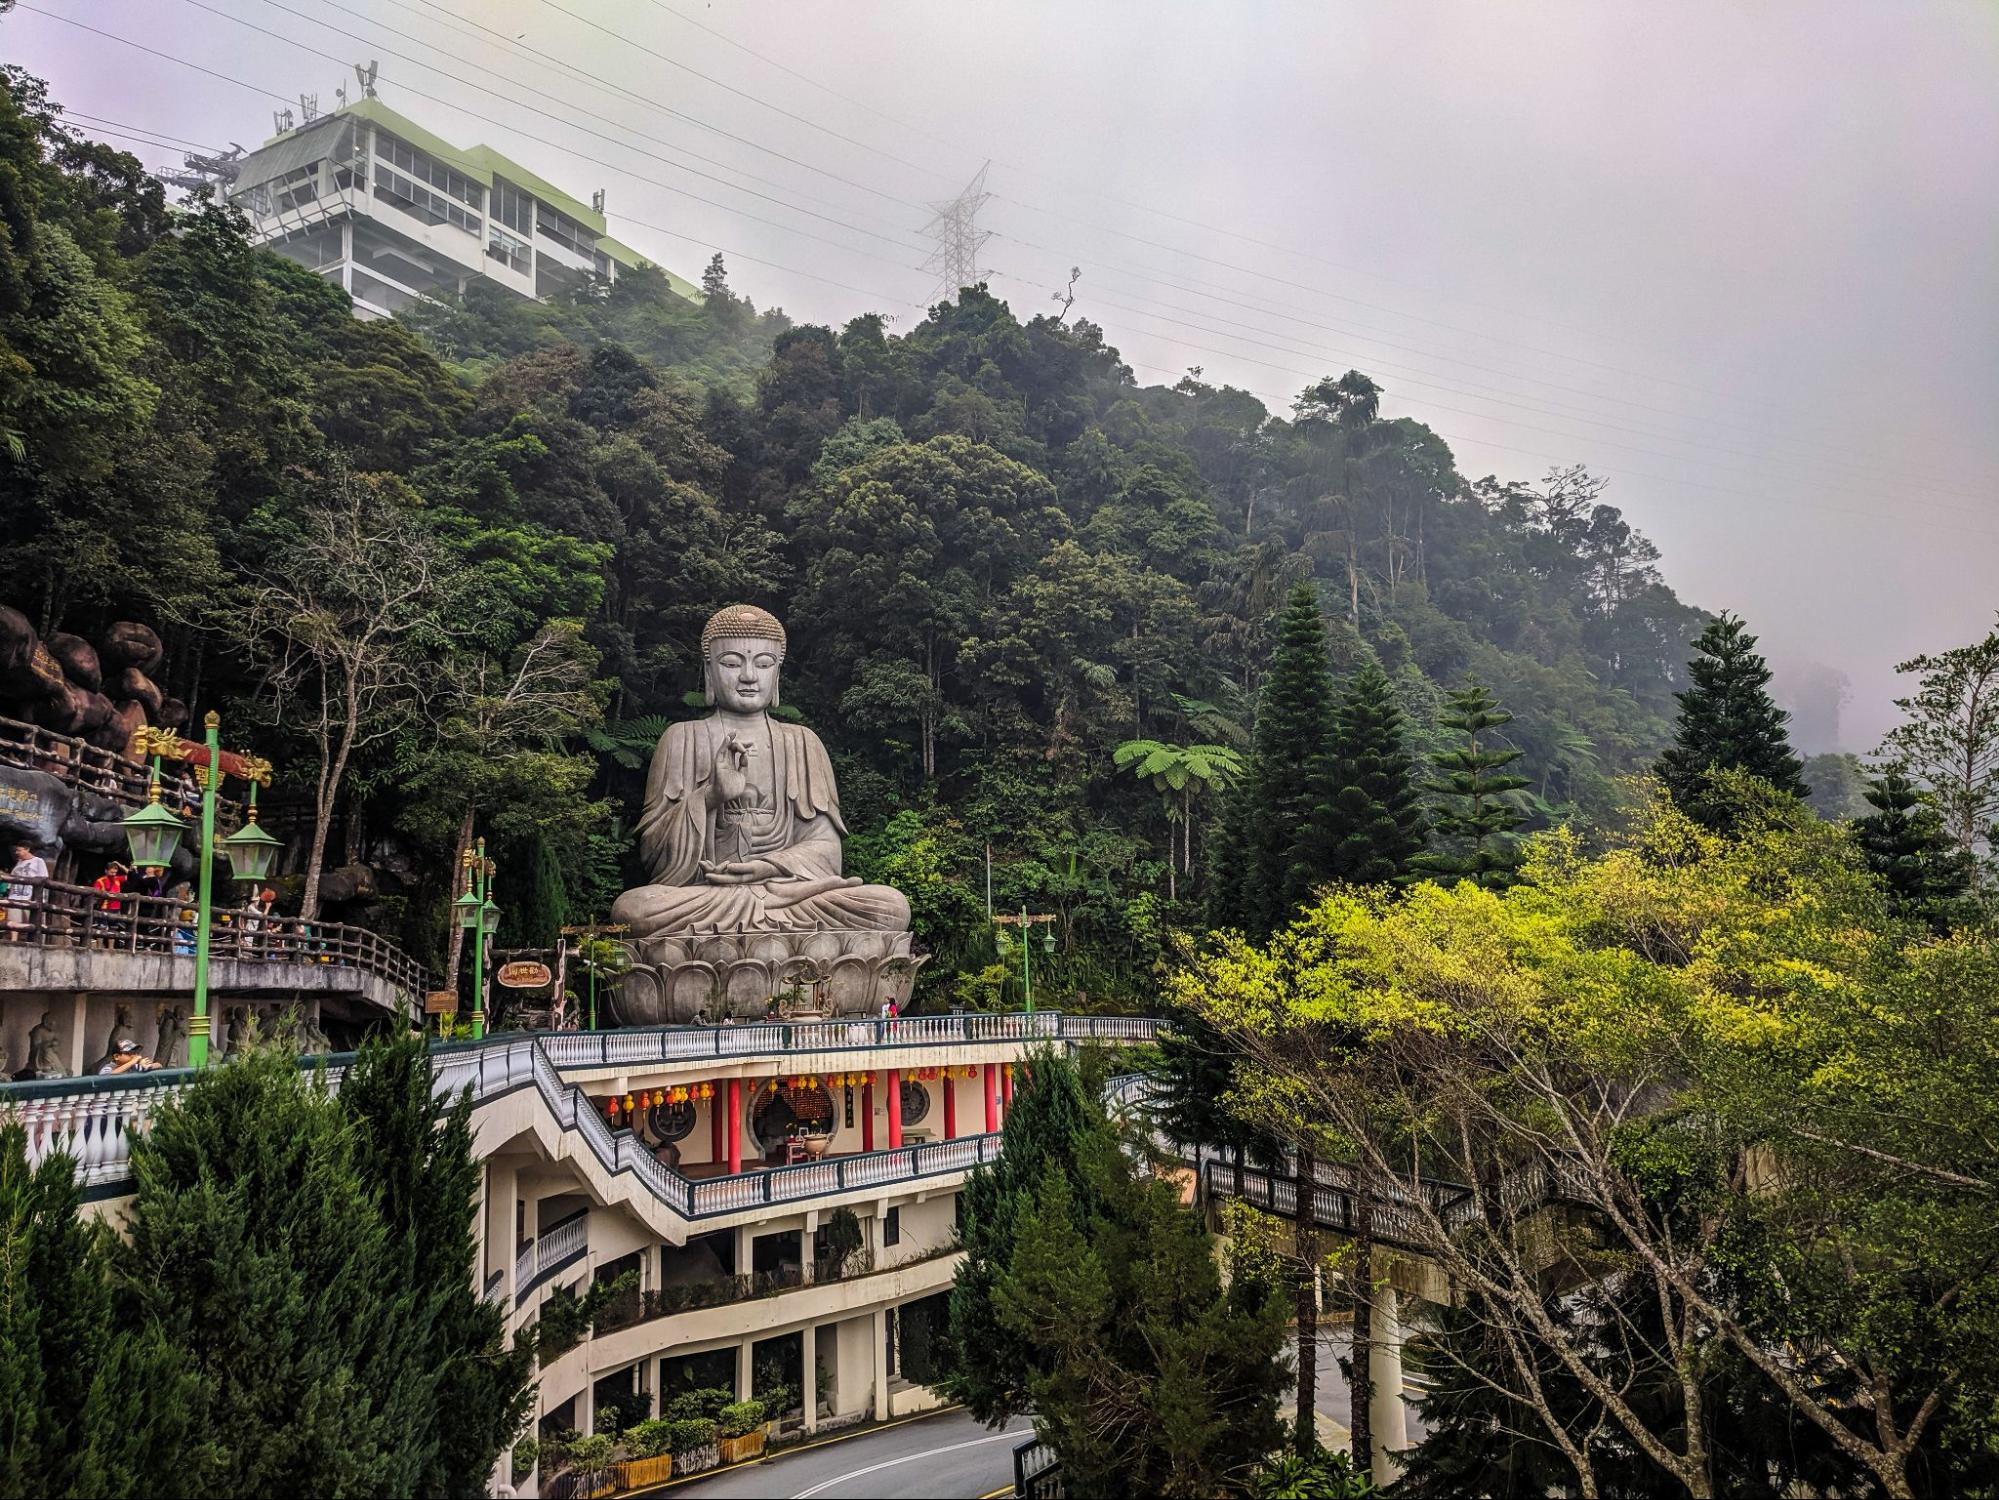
[0,70,1707,1003]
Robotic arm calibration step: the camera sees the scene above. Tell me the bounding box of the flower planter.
[718,1430,767,1465]
[613,1453,674,1489]
[673,1443,719,1477]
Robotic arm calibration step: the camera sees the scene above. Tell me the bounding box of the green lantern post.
[122,717,278,1067]
[456,838,499,1039]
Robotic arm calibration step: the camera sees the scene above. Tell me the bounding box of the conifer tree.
[1230,581,1342,934]
[948,1052,1289,1493]
[1322,661,1427,884]
[1657,613,1809,825]
[339,1037,535,1499]
[1855,768,1976,931]
[119,1046,433,1496]
[1414,677,1530,889]
[946,1048,1108,1423]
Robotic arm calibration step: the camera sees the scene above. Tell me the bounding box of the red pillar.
[887,1068,903,1149]
[726,1079,742,1174]
[943,1074,958,1139]
[983,1063,999,1133]
[862,1077,875,1152]
[1001,1063,1014,1112]
[710,1083,725,1163]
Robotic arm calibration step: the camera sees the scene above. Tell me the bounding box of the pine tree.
[945,1048,1109,1424]
[1414,677,1530,889]
[339,1037,535,1499]
[1855,769,1976,931]
[1657,613,1809,826]
[1322,661,1427,885]
[119,1045,433,1496]
[1232,582,1342,934]
[950,1053,1289,1495]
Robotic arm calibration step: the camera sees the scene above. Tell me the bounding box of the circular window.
[645,1097,696,1144]
[899,1078,931,1127]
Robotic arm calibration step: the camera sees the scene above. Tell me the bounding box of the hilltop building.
[225,97,696,320]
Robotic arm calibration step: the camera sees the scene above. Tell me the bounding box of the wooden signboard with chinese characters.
[497,959,554,990]
[424,989,458,1016]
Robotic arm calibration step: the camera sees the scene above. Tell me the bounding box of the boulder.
[113,667,162,717]
[88,700,147,754]
[0,606,35,676]
[77,691,115,734]
[1,642,66,710]
[157,697,189,731]
[99,621,164,674]
[45,633,101,692]
[29,682,89,736]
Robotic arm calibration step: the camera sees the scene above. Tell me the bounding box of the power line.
[1030,279,1991,525]
[375,0,925,215]
[531,0,951,184]
[59,111,224,154]
[583,0,1974,461]
[259,0,1975,502]
[211,0,934,260]
[984,263,1994,516]
[5,5,927,318]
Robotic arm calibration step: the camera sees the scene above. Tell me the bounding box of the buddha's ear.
[772,670,781,709]
[701,659,718,707]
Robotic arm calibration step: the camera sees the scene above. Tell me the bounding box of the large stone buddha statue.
[608,606,916,1021]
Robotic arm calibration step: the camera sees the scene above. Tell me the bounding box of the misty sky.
[8,0,1995,748]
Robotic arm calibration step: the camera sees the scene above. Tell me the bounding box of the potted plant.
[716,1398,768,1463]
[666,1416,718,1476]
[613,1419,676,1489]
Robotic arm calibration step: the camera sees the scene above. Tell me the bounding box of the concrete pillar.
[734,1224,754,1282]
[736,1339,753,1402]
[871,1307,890,1420]
[802,1210,819,1284]
[886,1068,902,1148]
[487,1159,519,1299]
[64,992,88,1075]
[943,1073,957,1139]
[577,1375,595,1439]
[862,1079,875,1152]
[710,1085,725,1163]
[983,1063,999,1132]
[726,1078,742,1173]
[800,1321,819,1433]
[1367,1283,1408,1489]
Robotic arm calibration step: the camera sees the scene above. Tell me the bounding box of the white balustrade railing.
[0,1011,1162,1217]
[536,1213,587,1277]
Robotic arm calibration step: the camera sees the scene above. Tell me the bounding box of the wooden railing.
[2,878,429,995]
[0,714,246,819]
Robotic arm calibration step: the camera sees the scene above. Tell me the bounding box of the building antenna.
[355,60,379,99]
[920,160,993,302]
[159,144,245,195]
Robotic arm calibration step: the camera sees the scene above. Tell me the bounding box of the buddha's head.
[701,604,786,712]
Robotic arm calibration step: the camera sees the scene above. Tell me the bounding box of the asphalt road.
[660,1409,1035,1500]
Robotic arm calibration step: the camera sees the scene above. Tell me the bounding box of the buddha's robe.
[610,716,910,936]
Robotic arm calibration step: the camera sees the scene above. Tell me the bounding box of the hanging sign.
[497,960,554,990]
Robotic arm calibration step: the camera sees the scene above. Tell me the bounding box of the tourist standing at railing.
[90,861,129,948]
[168,881,197,955]
[240,886,276,957]
[128,866,166,949]
[5,844,47,942]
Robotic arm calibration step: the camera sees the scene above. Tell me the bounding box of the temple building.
[224,97,697,320]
